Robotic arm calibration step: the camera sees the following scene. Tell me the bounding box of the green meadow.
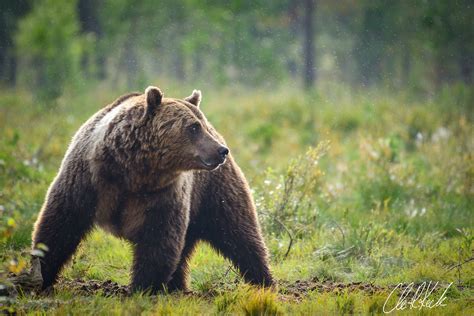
[1,82,472,314]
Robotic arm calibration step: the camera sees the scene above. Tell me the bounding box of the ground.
[0,81,473,314]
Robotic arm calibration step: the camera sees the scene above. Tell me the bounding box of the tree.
[302,0,316,89]
[422,0,474,86]
[78,0,106,79]
[16,0,86,101]
[0,0,29,86]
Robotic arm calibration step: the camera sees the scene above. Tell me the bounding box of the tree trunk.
[286,0,299,78]
[7,53,17,86]
[0,48,17,86]
[124,19,139,89]
[402,47,411,87]
[0,0,30,86]
[459,50,473,84]
[302,0,316,89]
[78,0,106,79]
[124,44,138,89]
[434,54,447,89]
[0,45,6,83]
[193,51,203,79]
[174,50,185,81]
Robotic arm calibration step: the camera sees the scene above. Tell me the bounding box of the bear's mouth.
[198,157,224,170]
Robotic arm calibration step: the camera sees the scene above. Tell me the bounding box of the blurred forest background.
[0,0,473,314]
[0,0,473,98]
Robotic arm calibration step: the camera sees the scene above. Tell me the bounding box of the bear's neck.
[94,158,184,193]
[125,169,182,193]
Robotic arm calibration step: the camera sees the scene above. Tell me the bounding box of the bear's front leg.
[202,162,275,288]
[130,197,189,293]
[166,229,199,292]
[32,165,97,289]
[131,240,182,293]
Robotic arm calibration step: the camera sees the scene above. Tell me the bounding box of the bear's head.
[126,86,229,173]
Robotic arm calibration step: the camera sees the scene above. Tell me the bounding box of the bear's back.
[57,92,143,172]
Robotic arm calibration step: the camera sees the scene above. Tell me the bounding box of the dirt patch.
[3,275,468,301]
[52,277,388,299]
[283,277,385,294]
[57,279,130,297]
[279,277,386,302]
[278,277,471,302]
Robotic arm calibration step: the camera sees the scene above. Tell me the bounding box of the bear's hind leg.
[32,171,97,289]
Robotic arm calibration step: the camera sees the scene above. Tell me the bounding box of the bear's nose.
[218,146,229,159]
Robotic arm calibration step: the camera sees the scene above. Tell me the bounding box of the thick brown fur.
[32,87,274,293]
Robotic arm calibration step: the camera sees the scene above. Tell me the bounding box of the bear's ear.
[184,89,202,107]
[144,86,163,116]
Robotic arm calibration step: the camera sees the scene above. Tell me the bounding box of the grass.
[0,81,473,314]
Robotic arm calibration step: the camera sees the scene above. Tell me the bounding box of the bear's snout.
[197,143,229,170]
[218,146,229,160]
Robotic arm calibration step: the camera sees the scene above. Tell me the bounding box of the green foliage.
[335,291,355,315]
[2,0,472,97]
[15,0,88,101]
[257,144,328,239]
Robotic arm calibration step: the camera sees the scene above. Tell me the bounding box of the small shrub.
[257,143,329,238]
[215,291,240,314]
[239,288,282,316]
[335,291,356,315]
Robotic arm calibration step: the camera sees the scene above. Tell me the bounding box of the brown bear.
[32,86,274,293]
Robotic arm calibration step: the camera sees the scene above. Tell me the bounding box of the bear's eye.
[189,123,201,135]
